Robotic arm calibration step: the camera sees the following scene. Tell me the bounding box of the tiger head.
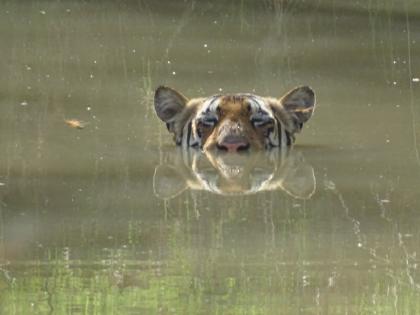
[154,86,315,152]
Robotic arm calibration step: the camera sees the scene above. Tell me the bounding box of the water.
[1,1,420,314]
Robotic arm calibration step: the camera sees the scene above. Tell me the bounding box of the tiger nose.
[217,136,250,152]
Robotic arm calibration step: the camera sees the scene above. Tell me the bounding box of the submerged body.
[154,86,316,152]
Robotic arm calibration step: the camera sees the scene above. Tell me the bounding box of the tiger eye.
[197,121,213,138]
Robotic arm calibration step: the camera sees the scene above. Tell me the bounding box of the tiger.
[154,85,315,152]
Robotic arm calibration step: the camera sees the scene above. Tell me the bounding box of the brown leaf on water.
[65,119,87,129]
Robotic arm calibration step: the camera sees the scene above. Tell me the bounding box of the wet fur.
[154,86,315,151]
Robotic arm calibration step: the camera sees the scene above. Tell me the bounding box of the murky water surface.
[1,1,420,314]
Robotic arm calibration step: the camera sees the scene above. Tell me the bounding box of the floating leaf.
[65,119,87,129]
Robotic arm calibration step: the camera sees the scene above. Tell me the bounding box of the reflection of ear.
[281,163,316,200]
[153,165,188,200]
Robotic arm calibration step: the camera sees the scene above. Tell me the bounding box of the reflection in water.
[154,148,315,199]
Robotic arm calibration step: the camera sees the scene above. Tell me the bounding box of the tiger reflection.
[153,148,315,199]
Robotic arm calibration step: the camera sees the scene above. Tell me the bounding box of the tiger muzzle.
[216,121,250,153]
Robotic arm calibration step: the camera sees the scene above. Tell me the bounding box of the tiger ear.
[279,86,315,132]
[154,86,188,129]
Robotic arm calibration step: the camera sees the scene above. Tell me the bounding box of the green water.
[1,1,420,314]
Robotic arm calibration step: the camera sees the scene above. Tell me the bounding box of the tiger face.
[154,86,315,152]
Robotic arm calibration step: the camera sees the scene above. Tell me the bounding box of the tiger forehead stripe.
[222,95,246,103]
[198,95,221,115]
[246,94,274,116]
[197,93,273,117]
